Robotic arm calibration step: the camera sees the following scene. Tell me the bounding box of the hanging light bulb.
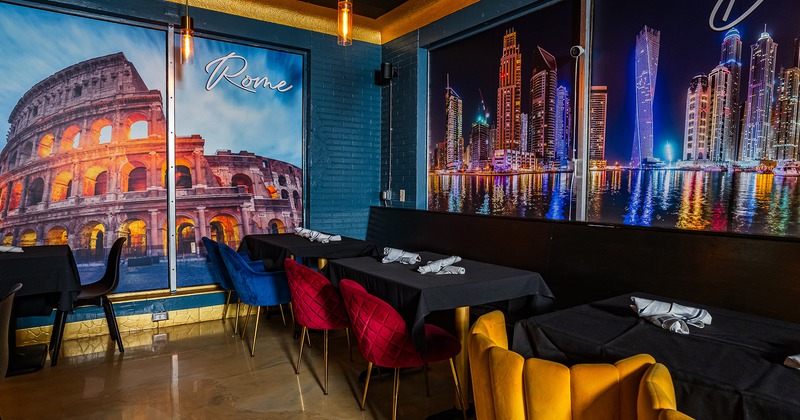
[180,0,194,64]
[337,0,352,46]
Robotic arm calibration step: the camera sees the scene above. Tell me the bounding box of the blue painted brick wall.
[381,32,425,209]
[308,33,382,238]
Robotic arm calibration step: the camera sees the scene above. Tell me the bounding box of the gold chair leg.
[242,306,252,340]
[361,362,373,410]
[279,304,287,326]
[222,290,231,320]
[392,368,401,420]
[323,329,329,395]
[295,326,307,374]
[250,307,261,357]
[346,328,353,362]
[288,302,296,337]
[233,301,241,336]
[449,358,467,420]
[306,328,312,348]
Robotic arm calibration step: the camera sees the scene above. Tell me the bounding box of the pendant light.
[337,0,352,46]
[180,0,194,64]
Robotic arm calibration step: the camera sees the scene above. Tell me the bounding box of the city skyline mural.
[0,2,304,292]
[428,0,800,237]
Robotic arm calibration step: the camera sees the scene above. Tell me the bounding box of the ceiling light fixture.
[180,0,194,64]
[337,0,353,46]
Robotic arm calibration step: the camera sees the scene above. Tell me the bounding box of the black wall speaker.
[375,62,396,86]
[381,63,394,80]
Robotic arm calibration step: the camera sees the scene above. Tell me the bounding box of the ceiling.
[301,0,412,19]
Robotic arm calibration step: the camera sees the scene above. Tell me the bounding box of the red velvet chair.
[284,258,352,395]
[338,279,466,420]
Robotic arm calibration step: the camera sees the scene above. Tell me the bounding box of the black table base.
[6,343,48,377]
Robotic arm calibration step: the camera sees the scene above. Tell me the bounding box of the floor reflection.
[1,313,462,419]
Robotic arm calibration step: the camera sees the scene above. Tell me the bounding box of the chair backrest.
[469,311,691,420]
[638,363,691,420]
[0,283,22,382]
[218,243,290,307]
[338,279,422,369]
[97,237,126,295]
[284,258,349,330]
[201,237,234,290]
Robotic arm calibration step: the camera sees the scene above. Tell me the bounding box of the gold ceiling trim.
[167,0,477,45]
[377,0,480,44]
[169,0,380,44]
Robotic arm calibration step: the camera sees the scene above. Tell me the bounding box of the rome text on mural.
[205,52,294,93]
[709,0,765,31]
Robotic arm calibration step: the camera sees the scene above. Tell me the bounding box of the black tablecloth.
[511,293,800,420]
[240,233,377,269]
[326,252,555,351]
[0,245,81,316]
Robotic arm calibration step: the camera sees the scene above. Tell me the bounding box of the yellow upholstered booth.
[468,311,693,420]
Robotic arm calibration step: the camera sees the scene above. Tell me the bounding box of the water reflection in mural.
[429,170,800,237]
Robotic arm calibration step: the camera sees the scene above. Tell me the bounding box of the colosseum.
[0,52,302,267]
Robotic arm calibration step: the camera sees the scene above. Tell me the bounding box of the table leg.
[454,306,471,410]
[317,258,328,270]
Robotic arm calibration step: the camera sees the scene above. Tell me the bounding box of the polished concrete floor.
[0,311,468,419]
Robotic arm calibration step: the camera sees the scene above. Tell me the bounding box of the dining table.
[511,292,800,420]
[240,232,377,270]
[325,251,555,411]
[0,245,82,375]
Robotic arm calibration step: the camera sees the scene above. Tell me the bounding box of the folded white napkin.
[0,246,23,253]
[630,297,712,334]
[435,265,466,275]
[417,256,463,274]
[785,355,800,369]
[382,247,421,264]
[313,233,342,244]
[295,227,313,238]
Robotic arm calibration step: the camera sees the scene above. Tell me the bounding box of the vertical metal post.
[574,0,593,222]
[167,26,178,293]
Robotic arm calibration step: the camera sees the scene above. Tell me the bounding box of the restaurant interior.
[1,0,800,418]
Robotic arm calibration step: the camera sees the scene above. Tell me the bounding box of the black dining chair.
[50,237,126,366]
[1,283,22,383]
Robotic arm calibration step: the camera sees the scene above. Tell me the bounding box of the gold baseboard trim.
[15,303,234,347]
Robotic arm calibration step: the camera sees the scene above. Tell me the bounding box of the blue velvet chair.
[218,243,292,356]
[202,237,289,336]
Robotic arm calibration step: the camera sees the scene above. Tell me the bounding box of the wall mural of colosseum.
[0,3,304,292]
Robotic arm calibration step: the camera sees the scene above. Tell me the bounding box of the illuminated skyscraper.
[444,75,463,169]
[554,85,571,164]
[683,74,710,161]
[720,28,743,161]
[631,26,660,168]
[741,28,778,160]
[530,46,557,164]
[589,86,608,166]
[469,114,490,169]
[773,40,800,160]
[708,65,733,161]
[496,29,522,154]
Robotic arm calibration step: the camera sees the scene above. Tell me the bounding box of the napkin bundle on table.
[294,227,341,243]
[0,246,23,253]
[382,248,421,264]
[785,355,800,369]
[630,296,712,334]
[417,256,466,275]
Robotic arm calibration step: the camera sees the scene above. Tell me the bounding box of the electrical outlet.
[152,311,168,322]
[399,189,406,202]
